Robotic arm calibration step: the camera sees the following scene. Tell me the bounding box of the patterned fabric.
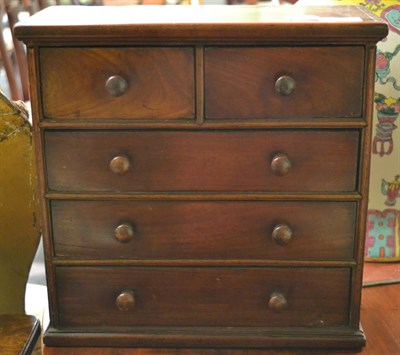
[365,209,400,261]
[362,0,400,261]
[299,0,400,261]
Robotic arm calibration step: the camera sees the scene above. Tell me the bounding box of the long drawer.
[45,130,359,193]
[39,47,195,120]
[205,46,364,120]
[51,200,356,261]
[56,267,350,328]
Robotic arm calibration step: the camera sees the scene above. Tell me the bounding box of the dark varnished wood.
[114,223,135,243]
[46,192,362,201]
[205,47,364,120]
[14,6,388,45]
[44,326,366,349]
[105,75,128,97]
[275,75,296,96]
[38,119,368,129]
[115,290,136,312]
[195,46,204,125]
[16,4,387,350]
[27,46,61,325]
[349,45,379,329]
[52,260,356,268]
[109,155,131,176]
[40,284,400,353]
[0,315,41,355]
[270,153,292,177]
[51,200,356,261]
[40,47,195,120]
[55,266,350,328]
[271,223,293,246]
[268,292,288,313]
[44,130,359,193]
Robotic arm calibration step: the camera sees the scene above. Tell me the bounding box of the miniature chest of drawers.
[15,5,387,349]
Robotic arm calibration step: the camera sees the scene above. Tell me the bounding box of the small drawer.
[39,47,195,120]
[44,130,359,193]
[51,200,356,261]
[205,47,364,120]
[56,267,350,328]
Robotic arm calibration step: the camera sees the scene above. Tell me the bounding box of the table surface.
[0,315,41,354]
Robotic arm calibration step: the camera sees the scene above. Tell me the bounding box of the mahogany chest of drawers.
[16,5,387,349]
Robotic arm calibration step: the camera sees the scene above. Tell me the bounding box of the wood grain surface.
[14,6,388,44]
[0,315,41,354]
[205,47,364,120]
[17,4,389,352]
[42,284,400,354]
[55,266,350,328]
[40,47,194,120]
[44,130,359,193]
[51,200,356,261]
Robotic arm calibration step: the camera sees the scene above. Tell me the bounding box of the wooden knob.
[114,223,134,243]
[268,292,287,313]
[116,290,135,312]
[272,224,293,245]
[271,153,291,176]
[275,75,296,96]
[105,75,128,97]
[109,155,130,175]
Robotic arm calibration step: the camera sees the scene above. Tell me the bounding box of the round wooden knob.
[272,224,293,245]
[114,223,134,243]
[271,153,291,176]
[105,75,128,97]
[275,75,296,96]
[116,290,136,312]
[268,292,287,313]
[109,155,130,175]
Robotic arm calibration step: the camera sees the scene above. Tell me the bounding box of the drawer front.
[56,267,350,327]
[205,47,364,120]
[52,201,356,261]
[45,130,359,193]
[40,47,195,120]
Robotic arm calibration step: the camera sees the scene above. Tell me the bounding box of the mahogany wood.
[205,47,364,120]
[40,47,195,120]
[55,267,350,328]
[14,6,387,44]
[115,290,136,312]
[46,192,362,201]
[44,130,360,193]
[268,292,288,313]
[349,45,379,329]
[114,223,135,243]
[109,155,131,176]
[39,120,368,129]
[40,283,400,353]
[15,4,387,350]
[271,153,292,177]
[51,200,357,261]
[271,223,293,245]
[0,315,41,354]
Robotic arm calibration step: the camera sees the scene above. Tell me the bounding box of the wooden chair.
[0,0,102,102]
[1,0,34,101]
[0,0,24,100]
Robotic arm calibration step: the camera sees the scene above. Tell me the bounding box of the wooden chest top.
[15,5,387,44]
